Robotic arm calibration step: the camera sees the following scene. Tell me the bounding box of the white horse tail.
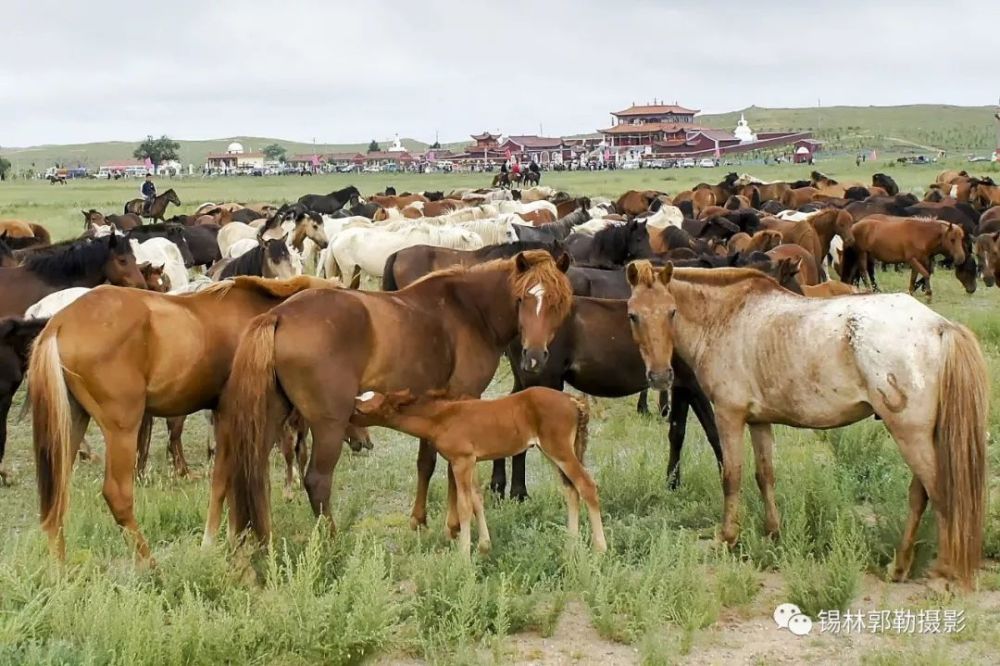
[934,322,989,588]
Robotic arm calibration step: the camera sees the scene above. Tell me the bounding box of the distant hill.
[3,105,997,169]
[698,104,996,153]
[0,136,435,170]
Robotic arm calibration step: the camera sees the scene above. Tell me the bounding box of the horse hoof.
[510,488,529,503]
[478,540,492,555]
[409,515,427,531]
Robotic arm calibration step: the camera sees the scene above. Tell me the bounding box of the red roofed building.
[601,100,815,162]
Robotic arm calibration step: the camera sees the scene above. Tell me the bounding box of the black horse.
[0,317,48,483]
[296,185,361,215]
[565,219,654,267]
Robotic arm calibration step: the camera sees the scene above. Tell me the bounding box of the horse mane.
[591,221,644,260]
[471,240,561,260]
[220,246,265,279]
[214,275,340,298]
[22,236,125,282]
[671,266,782,290]
[409,249,573,319]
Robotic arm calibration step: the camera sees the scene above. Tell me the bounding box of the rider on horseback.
[141,173,156,214]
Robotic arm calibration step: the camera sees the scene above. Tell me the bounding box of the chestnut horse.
[850,216,966,299]
[29,275,340,562]
[353,388,605,557]
[626,262,988,589]
[0,234,147,318]
[207,251,574,547]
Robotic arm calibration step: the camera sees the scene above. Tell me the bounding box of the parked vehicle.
[698,158,717,168]
[362,165,382,173]
[678,158,696,168]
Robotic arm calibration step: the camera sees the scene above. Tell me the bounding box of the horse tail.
[570,396,590,464]
[381,251,400,291]
[934,322,989,588]
[28,329,74,545]
[217,313,286,544]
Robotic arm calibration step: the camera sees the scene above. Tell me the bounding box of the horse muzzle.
[520,349,550,373]
[646,369,674,391]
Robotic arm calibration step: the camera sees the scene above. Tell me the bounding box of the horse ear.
[354,391,385,415]
[555,251,571,273]
[994,232,1000,242]
[138,262,152,273]
[515,252,530,273]
[659,262,674,285]
[625,261,641,287]
[107,232,118,248]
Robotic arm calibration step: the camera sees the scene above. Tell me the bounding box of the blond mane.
[671,266,782,290]
[200,275,340,300]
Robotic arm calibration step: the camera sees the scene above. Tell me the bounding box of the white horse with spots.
[625,264,989,589]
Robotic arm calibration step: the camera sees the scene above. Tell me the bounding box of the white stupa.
[734,114,757,143]
[226,141,245,154]
[387,133,405,152]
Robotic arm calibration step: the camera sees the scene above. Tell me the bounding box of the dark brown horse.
[207,251,574,547]
[0,234,146,319]
[29,275,340,562]
[0,317,48,483]
[125,188,181,222]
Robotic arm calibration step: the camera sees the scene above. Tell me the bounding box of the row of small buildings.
[285,102,821,171]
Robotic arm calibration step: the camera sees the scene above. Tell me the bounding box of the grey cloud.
[1,0,995,146]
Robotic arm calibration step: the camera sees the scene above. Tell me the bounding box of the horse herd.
[1,168,996,591]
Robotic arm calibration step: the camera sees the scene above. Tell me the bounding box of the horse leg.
[203,413,230,548]
[688,385,723,474]
[451,456,476,558]
[715,409,747,546]
[489,458,508,499]
[302,418,347,531]
[636,389,650,415]
[748,424,780,537]
[280,425,297,501]
[858,251,874,291]
[892,475,929,582]
[665,388,691,490]
[410,439,437,530]
[0,392,13,483]
[445,462,459,539]
[545,437,607,553]
[509,452,529,502]
[471,472,491,554]
[165,416,190,477]
[908,258,933,300]
[98,415,153,564]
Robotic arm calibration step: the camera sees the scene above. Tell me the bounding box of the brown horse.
[29,275,339,562]
[801,280,860,297]
[758,217,824,276]
[766,245,818,285]
[802,208,856,261]
[979,206,1000,234]
[616,190,665,216]
[353,388,605,557]
[0,234,146,318]
[517,209,557,226]
[625,261,988,589]
[0,220,52,249]
[781,186,818,209]
[124,189,182,222]
[974,232,1000,287]
[850,215,966,299]
[739,181,789,205]
[972,182,1000,210]
[207,250,574,547]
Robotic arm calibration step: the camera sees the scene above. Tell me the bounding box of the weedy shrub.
[783,511,867,617]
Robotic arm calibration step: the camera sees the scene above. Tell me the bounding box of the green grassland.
[3,104,997,172]
[2,160,1000,664]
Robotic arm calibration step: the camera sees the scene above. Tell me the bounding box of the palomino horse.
[207,250,574,546]
[0,234,147,318]
[28,275,340,562]
[125,188,182,222]
[849,216,966,299]
[626,262,988,589]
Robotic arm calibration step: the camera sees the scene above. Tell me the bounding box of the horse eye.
[669,309,677,319]
[628,312,639,323]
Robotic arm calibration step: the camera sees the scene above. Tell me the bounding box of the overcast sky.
[2,0,996,147]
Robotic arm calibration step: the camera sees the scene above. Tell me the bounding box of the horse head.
[104,233,148,289]
[625,260,676,391]
[511,250,572,374]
